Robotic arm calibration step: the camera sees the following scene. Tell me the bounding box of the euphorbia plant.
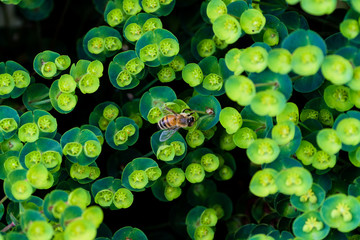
[2,0,360,239]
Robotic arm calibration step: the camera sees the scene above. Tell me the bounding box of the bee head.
[187,116,195,126]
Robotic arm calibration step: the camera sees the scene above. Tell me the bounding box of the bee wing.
[159,128,179,142]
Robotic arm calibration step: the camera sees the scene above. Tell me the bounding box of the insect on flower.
[158,106,215,142]
[158,107,196,142]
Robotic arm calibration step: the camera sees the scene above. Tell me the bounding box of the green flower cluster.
[4,0,360,239]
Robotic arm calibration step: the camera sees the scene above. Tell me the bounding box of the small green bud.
[83,140,101,158]
[103,104,119,121]
[107,8,124,27]
[128,169,149,189]
[113,129,128,145]
[55,55,71,70]
[88,37,105,54]
[104,36,122,51]
[63,142,82,157]
[41,62,57,78]
[145,166,162,181]
[201,153,220,172]
[157,144,175,161]
[78,73,100,94]
[164,184,182,201]
[170,141,185,156]
[18,122,39,142]
[113,188,134,209]
[12,70,30,88]
[58,74,76,93]
[57,93,77,112]
[166,168,185,187]
[0,73,15,95]
[185,163,205,183]
[122,124,136,137]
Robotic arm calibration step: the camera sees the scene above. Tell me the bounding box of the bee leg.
[164,106,177,114]
[181,108,193,113]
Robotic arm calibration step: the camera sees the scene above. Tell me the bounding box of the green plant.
[2,0,360,239]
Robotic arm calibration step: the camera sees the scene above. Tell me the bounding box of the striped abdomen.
[158,115,178,129]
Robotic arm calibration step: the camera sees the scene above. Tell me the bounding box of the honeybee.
[158,107,196,142]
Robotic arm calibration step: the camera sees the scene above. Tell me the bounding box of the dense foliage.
[1,0,360,239]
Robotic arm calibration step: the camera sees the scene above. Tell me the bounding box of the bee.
[158,107,196,142]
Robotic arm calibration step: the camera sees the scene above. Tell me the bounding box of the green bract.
[316,128,342,155]
[312,150,336,170]
[83,26,123,61]
[224,48,243,75]
[61,127,101,165]
[320,194,360,232]
[186,130,205,148]
[291,45,324,76]
[296,140,317,165]
[26,163,54,189]
[240,46,268,73]
[290,183,326,212]
[135,29,179,67]
[249,168,278,197]
[105,117,139,150]
[33,51,63,79]
[213,14,241,44]
[64,219,96,240]
[324,85,353,111]
[219,107,242,134]
[275,167,313,196]
[225,75,256,106]
[321,55,353,85]
[292,211,330,239]
[267,48,292,74]
[206,0,227,23]
[250,90,286,117]
[271,120,296,145]
[348,66,360,90]
[335,117,360,146]
[246,138,280,165]
[233,127,257,149]
[300,0,337,16]
[240,9,266,35]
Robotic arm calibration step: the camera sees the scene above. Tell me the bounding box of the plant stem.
[30,98,51,106]
[243,119,264,125]
[28,93,49,103]
[298,122,312,132]
[134,79,158,97]
[0,196,8,205]
[1,222,15,232]
[255,126,266,132]
[254,81,279,88]
[252,0,286,7]
[291,75,302,81]
[142,151,154,158]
